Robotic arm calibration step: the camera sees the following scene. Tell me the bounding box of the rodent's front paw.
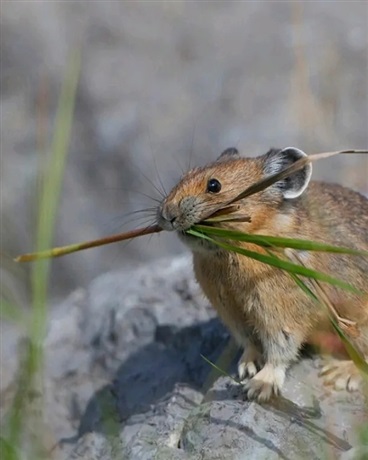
[244,364,286,402]
[238,346,263,380]
[319,359,363,392]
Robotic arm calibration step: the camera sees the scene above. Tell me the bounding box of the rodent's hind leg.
[319,358,364,392]
[244,363,286,402]
[238,344,263,380]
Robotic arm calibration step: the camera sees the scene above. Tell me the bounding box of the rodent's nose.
[162,203,179,222]
[159,203,180,230]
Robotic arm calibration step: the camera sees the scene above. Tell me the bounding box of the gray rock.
[181,367,365,460]
[1,255,367,460]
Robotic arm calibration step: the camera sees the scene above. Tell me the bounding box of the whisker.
[130,163,166,199]
[115,218,158,252]
[147,127,168,197]
[138,196,161,204]
[108,208,157,224]
[100,187,162,204]
[146,230,161,247]
[171,152,186,177]
[112,211,157,228]
[188,120,197,171]
[106,210,158,235]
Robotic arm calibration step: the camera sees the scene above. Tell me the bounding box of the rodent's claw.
[238,361,258,380]
[243,363,285,402]
[245,379,280,402]
[237,346,263,381]
[319,359,363,392]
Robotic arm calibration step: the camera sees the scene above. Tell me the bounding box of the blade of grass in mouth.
[192,225,368,257]
[15,225,162,262]
[187,229,363,295]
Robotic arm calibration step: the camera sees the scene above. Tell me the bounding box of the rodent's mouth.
[177,229,200,241]
[178,229,193,239]
[177,229,220,253]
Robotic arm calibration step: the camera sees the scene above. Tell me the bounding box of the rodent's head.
[157,147,312,247]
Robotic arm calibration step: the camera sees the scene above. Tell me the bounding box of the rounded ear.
[216,147,240,163]
[263,147,312,199]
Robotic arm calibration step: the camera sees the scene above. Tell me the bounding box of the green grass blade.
[267,248,368,374]
[201,339,240,393]
[0,299,26,325]
[193,225,368,257]
[5,51,81,459]
[288,272,318,301]
[31,49,80,339]
[200,354,240,384]
[0,436,20,459]
[15,225,162,262]
[187,229,361,294]
[289,273,368,374]
[330,321,368,374]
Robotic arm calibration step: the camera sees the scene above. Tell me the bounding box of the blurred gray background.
[1,1,367,306]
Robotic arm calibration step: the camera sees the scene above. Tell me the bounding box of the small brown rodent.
[157,147,368,402]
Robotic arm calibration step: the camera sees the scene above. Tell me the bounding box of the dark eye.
[207,178,222,193]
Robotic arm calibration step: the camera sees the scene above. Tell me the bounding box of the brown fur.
[157,149,368,401]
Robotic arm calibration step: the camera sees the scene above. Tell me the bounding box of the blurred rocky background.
[1,1,368,305]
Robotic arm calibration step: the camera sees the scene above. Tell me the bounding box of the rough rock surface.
[1,255,367,459]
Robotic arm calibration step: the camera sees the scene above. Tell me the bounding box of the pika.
[157,147,368,402]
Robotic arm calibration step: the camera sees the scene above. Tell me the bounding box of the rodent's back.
[263,181,368,299]
[295,181,368,250]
